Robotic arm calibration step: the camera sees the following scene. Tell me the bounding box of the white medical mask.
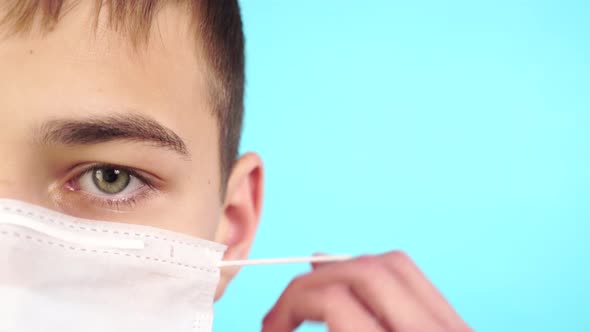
[0,198,226,332]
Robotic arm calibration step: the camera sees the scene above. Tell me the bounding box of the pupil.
[102,168,119,183]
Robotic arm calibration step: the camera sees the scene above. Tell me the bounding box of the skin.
[0,3,472,331]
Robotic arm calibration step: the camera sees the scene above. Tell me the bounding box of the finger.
[262,284,387,332]
[267,256,445,332]
[342,256,445,331]
[381,251,471,330]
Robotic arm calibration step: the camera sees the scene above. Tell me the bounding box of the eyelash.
[65,163,157,210]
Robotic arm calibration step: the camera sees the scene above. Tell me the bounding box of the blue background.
[215,1,590,331]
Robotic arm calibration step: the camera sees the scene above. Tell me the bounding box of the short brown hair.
[0,0,245,186]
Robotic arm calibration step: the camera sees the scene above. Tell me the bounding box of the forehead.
[0,1,216,149]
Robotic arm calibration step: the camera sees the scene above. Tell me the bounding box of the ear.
[214,152,264,300]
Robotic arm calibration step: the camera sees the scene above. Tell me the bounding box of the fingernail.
[311,252,332,269]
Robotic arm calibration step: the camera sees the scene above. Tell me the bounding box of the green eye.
[92,167,131,194]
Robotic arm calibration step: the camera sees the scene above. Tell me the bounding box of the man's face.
[0,3,263,299]
[0,4,223,237]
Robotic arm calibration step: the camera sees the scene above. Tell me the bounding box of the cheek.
[168,131,223,240]
[78,195,221,239]
[156,165,222,240]
[164,192,222,240]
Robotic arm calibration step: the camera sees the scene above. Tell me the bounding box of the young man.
[0,1,472,331]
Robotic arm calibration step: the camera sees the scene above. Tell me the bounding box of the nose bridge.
[0,160,30,202]
[0,80,47,204]
[0,140,40,202]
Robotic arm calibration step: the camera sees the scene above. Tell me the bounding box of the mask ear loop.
[218,255,352,268]
[0,213,145,250]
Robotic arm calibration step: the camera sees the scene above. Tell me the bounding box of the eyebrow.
[36,113,189,157]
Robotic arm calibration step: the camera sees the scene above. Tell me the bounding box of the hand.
[262,251,472,332]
